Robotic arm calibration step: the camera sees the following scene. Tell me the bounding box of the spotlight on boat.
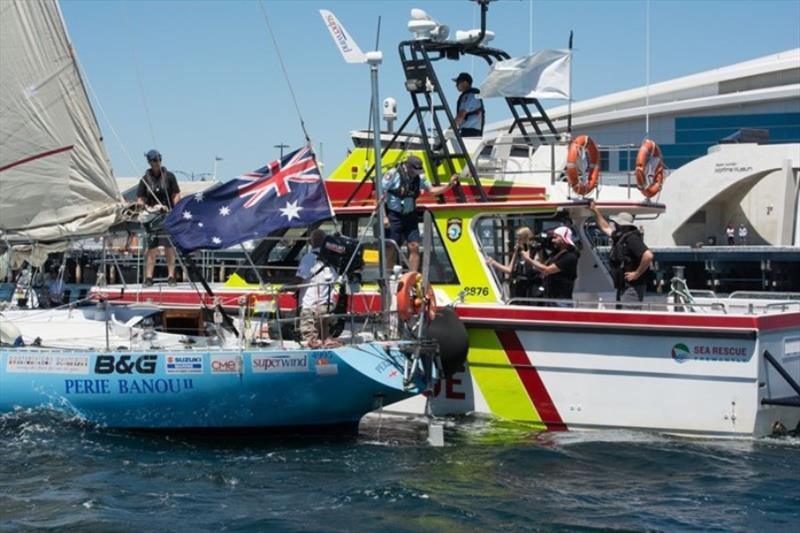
[454,28,495,45]
[408,9,449,41]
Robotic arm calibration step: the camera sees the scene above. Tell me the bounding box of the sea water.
[1,411,798,531]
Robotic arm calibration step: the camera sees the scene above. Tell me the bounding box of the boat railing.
[506,296,729,314]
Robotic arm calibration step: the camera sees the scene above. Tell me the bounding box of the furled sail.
[0,0,123,242]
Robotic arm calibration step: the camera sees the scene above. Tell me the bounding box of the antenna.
[319,9,389,313]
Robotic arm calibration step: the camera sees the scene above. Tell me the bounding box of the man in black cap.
[453,72,484,138]
[382,155,458,272]
[589,201,654,306]
[136,149,181,287]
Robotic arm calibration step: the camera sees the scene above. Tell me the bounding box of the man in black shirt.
[136,149,181,287]
[521,226,578,304]
[589,201,654,306]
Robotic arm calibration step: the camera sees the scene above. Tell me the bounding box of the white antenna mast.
[319,9,389,312]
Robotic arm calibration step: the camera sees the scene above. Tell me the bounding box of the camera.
[531,232,554,254]
[317,234,364,281]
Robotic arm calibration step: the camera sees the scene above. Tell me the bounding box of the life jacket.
[387,164,420,200]
[610,228,642,287]
[456,87,484,134]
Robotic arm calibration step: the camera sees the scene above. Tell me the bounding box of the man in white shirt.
[294,229,338,348]
[737,224,748,245]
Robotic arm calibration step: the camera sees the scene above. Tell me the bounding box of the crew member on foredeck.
[521,226,578,305]
[453,72,484,138]
[590,201,654,306]
[136,149,181,287]
[383,155,458,272]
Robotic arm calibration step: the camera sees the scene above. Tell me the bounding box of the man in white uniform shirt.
[294,229,338,348]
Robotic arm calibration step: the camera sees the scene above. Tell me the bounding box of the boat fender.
[396,272,436,322]
[428,308,468,378]
[565,135,600,196]
[635,139,665,198]
[0,317,24,347]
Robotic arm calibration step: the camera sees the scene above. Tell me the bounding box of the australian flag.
[165,145,333,252]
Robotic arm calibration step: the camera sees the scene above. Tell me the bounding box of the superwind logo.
[671,343,690,362]
[326,14,353,53]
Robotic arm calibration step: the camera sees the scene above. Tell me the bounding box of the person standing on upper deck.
[590,201,654,305]
[453,72,484,138]
[383,155,458,272]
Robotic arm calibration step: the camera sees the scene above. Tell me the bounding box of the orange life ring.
[566,135,600,196]
[396,272,436,322]
[635,139,665,198]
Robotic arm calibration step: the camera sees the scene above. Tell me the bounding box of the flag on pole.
[165,146,333,252]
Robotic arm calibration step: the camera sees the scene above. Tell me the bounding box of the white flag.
[480,50,571,100]
[319,10,365,64]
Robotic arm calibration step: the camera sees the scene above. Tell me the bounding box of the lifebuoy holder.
[396,271,436,323]
[636,139,665,198]
[566,135,600,196]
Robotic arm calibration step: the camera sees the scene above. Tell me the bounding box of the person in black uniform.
[589,201,653,306]
[486,227,540,303]
[136,149,181,287]
[521,226,578,305]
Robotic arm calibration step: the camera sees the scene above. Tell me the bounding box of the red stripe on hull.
[457,305,800,332]
[496,329,566,431]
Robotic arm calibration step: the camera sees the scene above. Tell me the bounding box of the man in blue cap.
[453,72,484,138]
[136,149,181,287]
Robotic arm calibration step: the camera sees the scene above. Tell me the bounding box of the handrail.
[506,296,728,313]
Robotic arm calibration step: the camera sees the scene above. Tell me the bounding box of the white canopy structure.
[0,0,123,242]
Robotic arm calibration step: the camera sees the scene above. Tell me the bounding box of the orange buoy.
[566,135,600,196]
[635,139,665,198]
[396,271,436,322]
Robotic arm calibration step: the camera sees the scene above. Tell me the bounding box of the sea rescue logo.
[671,343,690,363]
[447,218,462,242]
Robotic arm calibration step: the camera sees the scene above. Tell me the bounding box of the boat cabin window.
[337,213,458,285]
[476,212,578,300]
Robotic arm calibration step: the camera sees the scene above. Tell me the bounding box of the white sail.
[480,49,571,100]
[0,0,123,242]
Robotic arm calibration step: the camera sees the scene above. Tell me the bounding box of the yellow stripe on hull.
[466,328,545,426]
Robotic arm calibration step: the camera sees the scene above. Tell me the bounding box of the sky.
[59,0,800,180]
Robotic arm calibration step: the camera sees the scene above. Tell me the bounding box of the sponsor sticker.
[165,355,204,374]
[314,351,338,376]
[211,354,239,374]
[6,353,89,375]
[252,354,309,373]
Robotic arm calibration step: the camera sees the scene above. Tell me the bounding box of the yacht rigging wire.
[121,1,158,149]
[257,0,312,145]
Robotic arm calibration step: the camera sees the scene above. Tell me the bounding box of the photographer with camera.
[486,227,540,302]
[292,229,339,349]
[520,226,578,305]
[589,201,653,306]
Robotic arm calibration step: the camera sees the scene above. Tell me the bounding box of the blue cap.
[145,149,161,161]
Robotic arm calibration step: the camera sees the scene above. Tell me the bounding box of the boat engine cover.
[428,308,468,378]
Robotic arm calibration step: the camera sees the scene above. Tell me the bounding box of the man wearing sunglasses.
[136,149,181,287]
